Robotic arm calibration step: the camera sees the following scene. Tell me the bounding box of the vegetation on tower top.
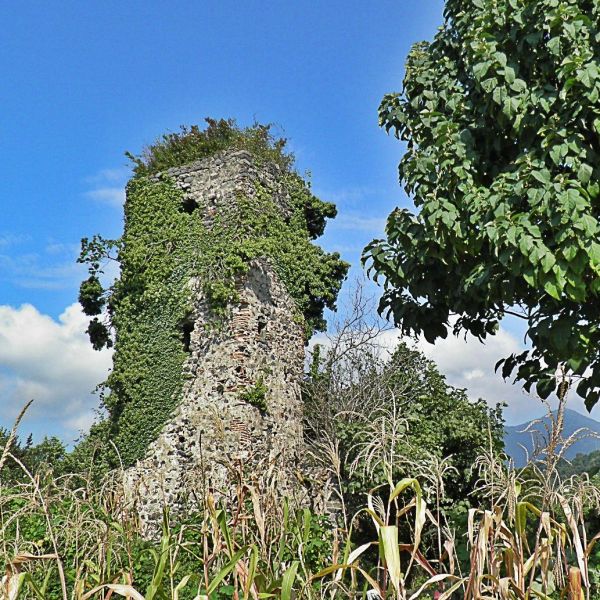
[125,117,294,177]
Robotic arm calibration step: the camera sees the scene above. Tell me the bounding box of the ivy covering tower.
[77,121,348,518]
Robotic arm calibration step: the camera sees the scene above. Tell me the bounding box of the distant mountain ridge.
[504,408,600,468]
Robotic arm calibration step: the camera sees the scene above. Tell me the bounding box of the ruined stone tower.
[126,151,312,525]
[79,124,347,529]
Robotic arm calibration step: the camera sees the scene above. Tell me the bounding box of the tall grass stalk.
[2,387,600,598]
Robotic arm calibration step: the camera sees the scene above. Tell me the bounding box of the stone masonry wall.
[125,151,307,531]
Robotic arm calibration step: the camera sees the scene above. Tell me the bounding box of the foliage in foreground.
[1,365,599,599]
[366,0,600,409]
[4,287,598,598]
[1,399,600,599]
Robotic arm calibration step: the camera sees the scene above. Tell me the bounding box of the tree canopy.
[365,0,600,407]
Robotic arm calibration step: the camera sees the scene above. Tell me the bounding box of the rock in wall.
[125,151,307,531]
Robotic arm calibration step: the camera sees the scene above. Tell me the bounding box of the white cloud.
[0,234,29,248]
[44,241,80,256]
[84,166,130,208]
[375,326,531,419]
[85,187,126,207]
[0,253,86,290]
[313,314,599,426]
[86,167,130,184]
[330,214,387,234]
[65,411,97,433]
[0,303,112,443]
[0,236,89,291]
[378,325,599,425]
[464,368,485,381]
[414,327,534,422]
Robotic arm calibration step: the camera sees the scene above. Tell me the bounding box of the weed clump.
[240,378,268,412]
[126,117,294,177]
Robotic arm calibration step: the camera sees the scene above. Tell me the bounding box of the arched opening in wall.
[181,318,194,353]
[181,196,199,214]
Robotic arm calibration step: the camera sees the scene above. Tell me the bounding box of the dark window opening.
[181,196,199,214]
[257,318,267,335]
[182,319,194,352]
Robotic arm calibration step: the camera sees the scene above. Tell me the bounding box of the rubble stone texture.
[125,151,309,530]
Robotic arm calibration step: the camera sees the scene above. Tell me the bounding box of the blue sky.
[0,1,591,443]
[0,0,447,310]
